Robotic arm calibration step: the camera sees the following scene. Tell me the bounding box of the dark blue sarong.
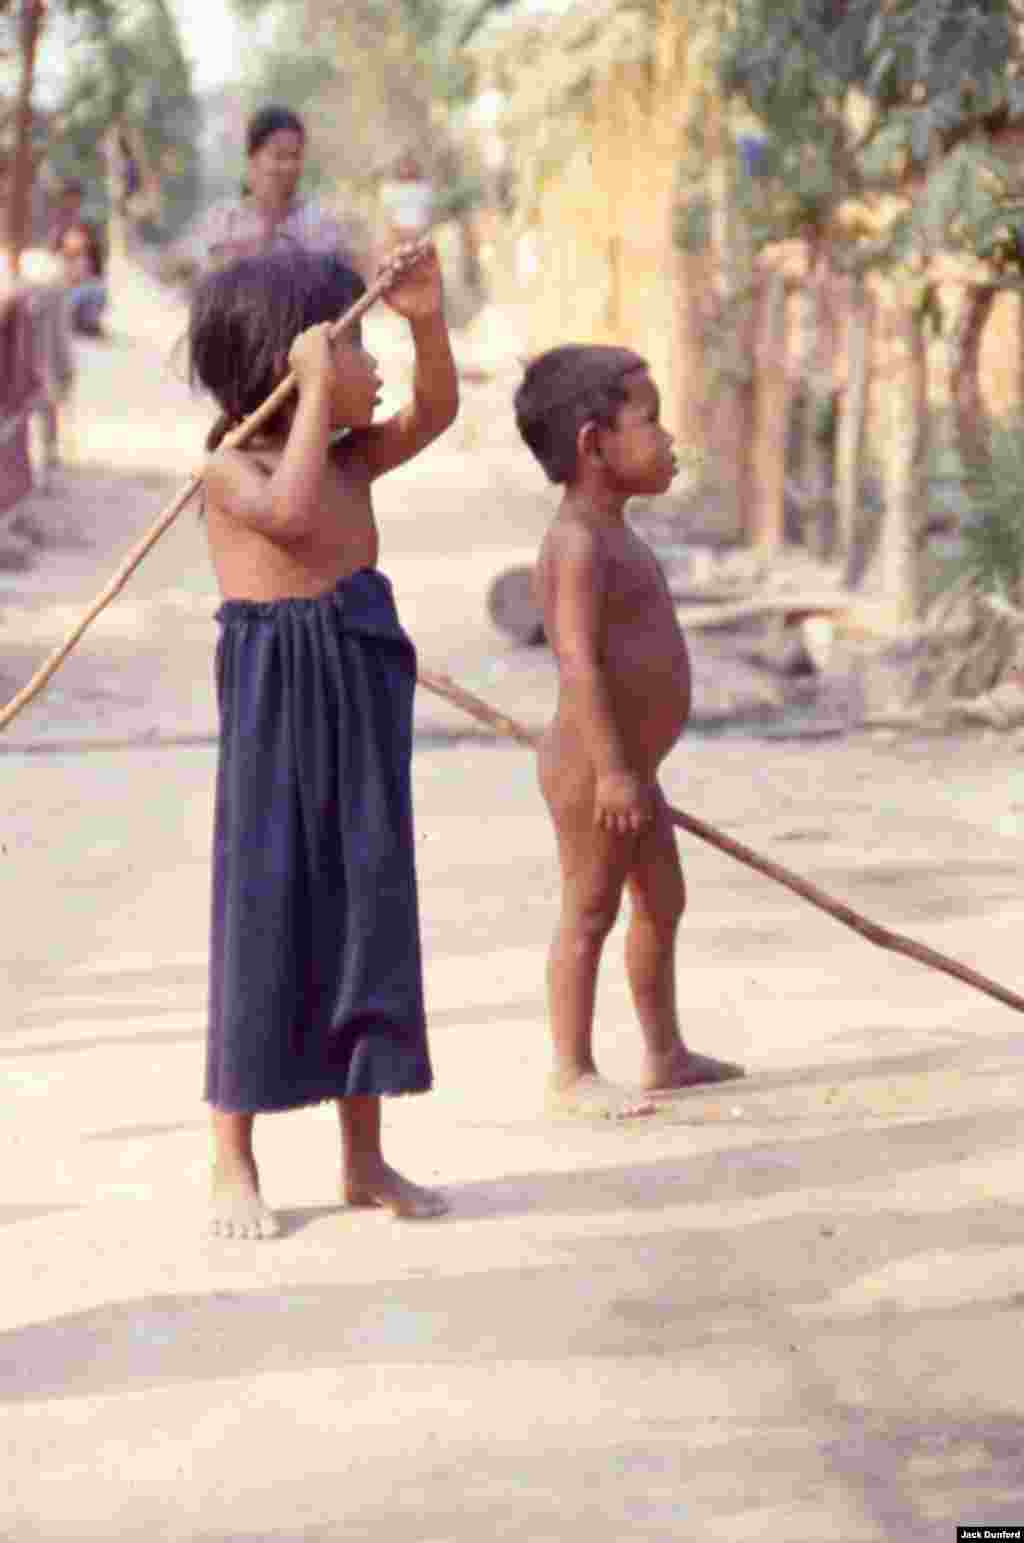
[205,567,432,1112]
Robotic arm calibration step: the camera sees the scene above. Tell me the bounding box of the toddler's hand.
[595,771,654,836]
[380,240,444,321]
[288,323,334,390]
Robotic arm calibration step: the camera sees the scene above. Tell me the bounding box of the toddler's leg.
[338,1096,448,1219]
[545,811,656,1120]
[626,805,745,1092]
[209,1110,280,1239]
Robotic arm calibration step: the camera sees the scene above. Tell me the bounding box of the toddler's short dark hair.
[514,344,647,484]
[189,249,365,449]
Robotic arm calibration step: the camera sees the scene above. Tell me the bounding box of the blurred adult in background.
[1,168,75,499]
[378,152,435,252]
[193,105,374,281]
[0,182,40,510]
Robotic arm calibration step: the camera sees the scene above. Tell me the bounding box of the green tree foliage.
[229,0,426,181]
[719,0,1024,274]
[40,0,200,238]
[961,423,1024,598]
[227,0,494,194]
[232,0,507,98]
[718,1,1024,601]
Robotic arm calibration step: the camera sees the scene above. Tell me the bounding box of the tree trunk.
[874,280,927,624]
[5,0,45,276]
[707,295,755,544]
[952,283,997,472]
[749,268,788,548]
[102,126,128,262]
[836,275,871,578]
[456,212,483,297]
[704,27,752,544]
[673,241,711,464]
[790,245,836,559]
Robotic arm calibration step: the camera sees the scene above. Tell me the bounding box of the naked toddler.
[514,345,745,1119]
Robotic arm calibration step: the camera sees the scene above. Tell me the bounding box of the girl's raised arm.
[204,325,336,541]
[356,244,458,480]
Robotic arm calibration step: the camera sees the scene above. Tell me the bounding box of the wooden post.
[664,0,711,467]
[790,241,836,559]
[874,276,927,624]
[706,291,755,544]
[835,274,871,570]
[673,241,710,465]
[749,267,788,548]
[5,0,46,276]
[952,283,997,471]
[102,125,128,262]
[703,4,752,543]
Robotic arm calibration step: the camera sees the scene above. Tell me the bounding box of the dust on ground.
[3,259,1024,1543]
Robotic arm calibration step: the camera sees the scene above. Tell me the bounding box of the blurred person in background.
[59,219,108,337]
[1,167,75,495]
[46,180,87,256]
[378,152,435,251]
[194,105,374,281]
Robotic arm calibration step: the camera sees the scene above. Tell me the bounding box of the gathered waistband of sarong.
[215,566,405,640]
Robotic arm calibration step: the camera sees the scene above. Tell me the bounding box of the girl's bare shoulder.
[202,444,278,527]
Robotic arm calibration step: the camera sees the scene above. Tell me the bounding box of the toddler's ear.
[577,419,604,465]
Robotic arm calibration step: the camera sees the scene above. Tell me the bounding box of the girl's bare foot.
[546,1071,657,1121]
[643,1046,746,1093]
[209,1159,280,1240]
[344,1159,449,1220]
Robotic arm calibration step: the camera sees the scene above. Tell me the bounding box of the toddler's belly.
[539,658,690,810]
[607,641,691,767]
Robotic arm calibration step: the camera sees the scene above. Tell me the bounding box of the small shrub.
[960,418,1024,602]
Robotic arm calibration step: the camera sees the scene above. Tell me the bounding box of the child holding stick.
[189,243,457,1236]
[515,345,745,1119]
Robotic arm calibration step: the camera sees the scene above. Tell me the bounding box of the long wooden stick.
[0,241,431,733]
[417,668,1024,1015]
[3,252,1022,1017]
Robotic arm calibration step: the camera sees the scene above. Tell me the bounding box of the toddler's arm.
[355,243,458,479]
[549,526,653,835]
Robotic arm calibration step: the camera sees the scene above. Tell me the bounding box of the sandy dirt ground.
[1,258,1023,1543]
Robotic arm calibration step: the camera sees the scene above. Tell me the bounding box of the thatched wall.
[522,71,680,425]
[477,0,1024,543]
[480,0,695,441]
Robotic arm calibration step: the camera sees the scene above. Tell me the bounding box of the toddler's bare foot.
[344,1160,449,1220]
[643,1046,746,1093]
[209,1159,280,1240]
[546,1071,657,1121]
